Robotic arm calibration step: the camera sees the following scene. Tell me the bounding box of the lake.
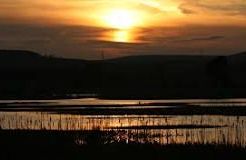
[1,98,246,146]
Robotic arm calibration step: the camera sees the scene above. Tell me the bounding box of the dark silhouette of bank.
[0,130,246,160]
[1,50,246,99]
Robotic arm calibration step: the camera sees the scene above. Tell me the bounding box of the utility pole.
[101,50,105,95]
[101,50,105,61]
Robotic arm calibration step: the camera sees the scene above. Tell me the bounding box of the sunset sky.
[0,0,246,59]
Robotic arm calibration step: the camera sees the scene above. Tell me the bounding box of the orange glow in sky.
[1,0,246,27]
[102,9,139,29]
[1,0,246,59]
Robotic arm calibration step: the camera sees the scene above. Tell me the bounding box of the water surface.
[1,98,246,146]
[0,110,246,146]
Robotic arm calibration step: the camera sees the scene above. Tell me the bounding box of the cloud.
[172,36,225,43]
[137,3,165,14]
[178,5,197,14]
[179,0,246,16]
[86,40,147,49]
[138,0,166,13]
[0,16,245,59]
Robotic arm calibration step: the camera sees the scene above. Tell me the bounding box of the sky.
[0,0,246,59]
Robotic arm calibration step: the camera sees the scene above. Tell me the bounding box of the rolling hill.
[0,50,246,99]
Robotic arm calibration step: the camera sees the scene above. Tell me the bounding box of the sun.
[103,9,137,29]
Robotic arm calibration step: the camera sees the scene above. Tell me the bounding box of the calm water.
[1,98,246,146]
[2,98,246,106]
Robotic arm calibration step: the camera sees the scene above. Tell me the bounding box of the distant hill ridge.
[0,49,246,99]
[0,50,87,69]
[1,49,246,62]
[0,50,41,58]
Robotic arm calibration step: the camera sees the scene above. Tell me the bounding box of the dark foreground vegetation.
[1,50,246,100]
[0,130,246,160]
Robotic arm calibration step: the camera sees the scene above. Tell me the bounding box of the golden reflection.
[1,112,246,146]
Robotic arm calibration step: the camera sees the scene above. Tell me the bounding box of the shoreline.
[1,105,246,116]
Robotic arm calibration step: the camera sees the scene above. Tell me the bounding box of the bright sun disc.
[103,9,137,29]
